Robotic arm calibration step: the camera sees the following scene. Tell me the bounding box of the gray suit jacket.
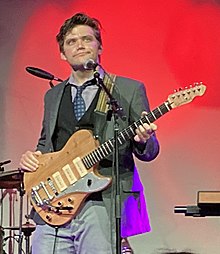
[35,75,159,237]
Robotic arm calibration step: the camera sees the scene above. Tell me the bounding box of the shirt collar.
[67,67,104,86]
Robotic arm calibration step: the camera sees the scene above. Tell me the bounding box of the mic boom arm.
[25,66,63,88]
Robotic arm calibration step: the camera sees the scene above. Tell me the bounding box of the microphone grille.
[84,59,96,70]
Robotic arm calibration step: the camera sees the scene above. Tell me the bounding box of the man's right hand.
[19,151,42,172]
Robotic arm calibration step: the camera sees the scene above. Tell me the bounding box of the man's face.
[61,25,102,68]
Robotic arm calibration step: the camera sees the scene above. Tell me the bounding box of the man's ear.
[98,45,103,55]
[60,52,67,61]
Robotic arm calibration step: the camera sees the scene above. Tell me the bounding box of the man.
[20,13,159,254]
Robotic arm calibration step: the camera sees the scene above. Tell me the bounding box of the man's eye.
[66,39,76,45]
[83,36,93,42]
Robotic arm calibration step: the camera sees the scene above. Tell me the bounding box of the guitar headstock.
[167,82,206,109]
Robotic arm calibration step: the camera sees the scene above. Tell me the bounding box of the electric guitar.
[24,82,206,226]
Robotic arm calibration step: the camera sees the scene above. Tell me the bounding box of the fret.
[117,136,123,145]
[157,106,163,115]
[91,151,97,164]
[120,131,127,141]
[102,143,110,154]
[105,142,112,153]
[143,116,150,124]
[82,157,90,169]
[133,122,138,129]
[108,139,114,148]
[97,147,106,158]
[92,151,99,162]
[124,128,129,137]
[84,156,93,168]
[129,126,135,135]
[139,119,144,125]
[106,141,114,153]
[152,108,162,119]
[88,154,96,165]
[84,155,93,168]
[151,111,157,120]
[94,150,101,160]
[136,119,141,126]
[90,152,96,163]
[87,156,94,168]
[96,149,102,158]
[122,129,130,139]
[100,145,108,156]
[125,127,134,138]
[147,113,155,123]
[164,102,171,111]
[160,104,169,114]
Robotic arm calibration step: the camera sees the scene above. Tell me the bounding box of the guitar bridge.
[31,181,54,207]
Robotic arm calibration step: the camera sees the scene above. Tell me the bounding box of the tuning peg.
[174,87,182,93]
[187,90,191,94]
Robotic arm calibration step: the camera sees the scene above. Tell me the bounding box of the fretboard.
[82,101,172,169]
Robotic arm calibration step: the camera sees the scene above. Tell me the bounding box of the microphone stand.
[17,170,25,254]
[93,70,126,254]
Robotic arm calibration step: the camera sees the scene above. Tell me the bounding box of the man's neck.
[71,69,94,85]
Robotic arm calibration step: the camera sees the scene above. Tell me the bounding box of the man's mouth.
[75,52,89,57]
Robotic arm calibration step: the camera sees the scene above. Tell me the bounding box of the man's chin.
[71,54,97,70]
[72,63,88,71]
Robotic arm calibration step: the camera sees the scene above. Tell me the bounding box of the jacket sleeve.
[36,90,49,153]
[130,82,160,161]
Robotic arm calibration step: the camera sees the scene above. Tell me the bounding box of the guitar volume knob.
[68,198,74,204]
[46,215,52,221]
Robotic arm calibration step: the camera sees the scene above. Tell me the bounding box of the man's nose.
[77,39,85,48]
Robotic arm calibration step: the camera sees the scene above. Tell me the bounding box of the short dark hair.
[56,13,102,53]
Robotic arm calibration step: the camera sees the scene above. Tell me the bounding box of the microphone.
[26,67,63,82]
[0,160,11,167]
[83,59,99,70]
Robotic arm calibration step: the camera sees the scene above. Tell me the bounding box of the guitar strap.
[95,73,116,113]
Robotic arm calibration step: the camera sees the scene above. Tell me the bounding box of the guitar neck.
[82,101,172,169]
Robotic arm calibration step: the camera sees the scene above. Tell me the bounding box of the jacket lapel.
[48,81,68,140]
[93,110,107,142]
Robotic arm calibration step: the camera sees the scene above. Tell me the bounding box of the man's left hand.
[134,111,157,143]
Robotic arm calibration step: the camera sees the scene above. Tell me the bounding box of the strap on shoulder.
[95,73,116,113]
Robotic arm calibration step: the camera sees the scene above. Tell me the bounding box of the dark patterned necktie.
[72,80,95,121]
[73,84,87,121]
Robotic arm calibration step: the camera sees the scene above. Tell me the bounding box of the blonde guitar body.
[24,129,112,226]
[24,83,206,226]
